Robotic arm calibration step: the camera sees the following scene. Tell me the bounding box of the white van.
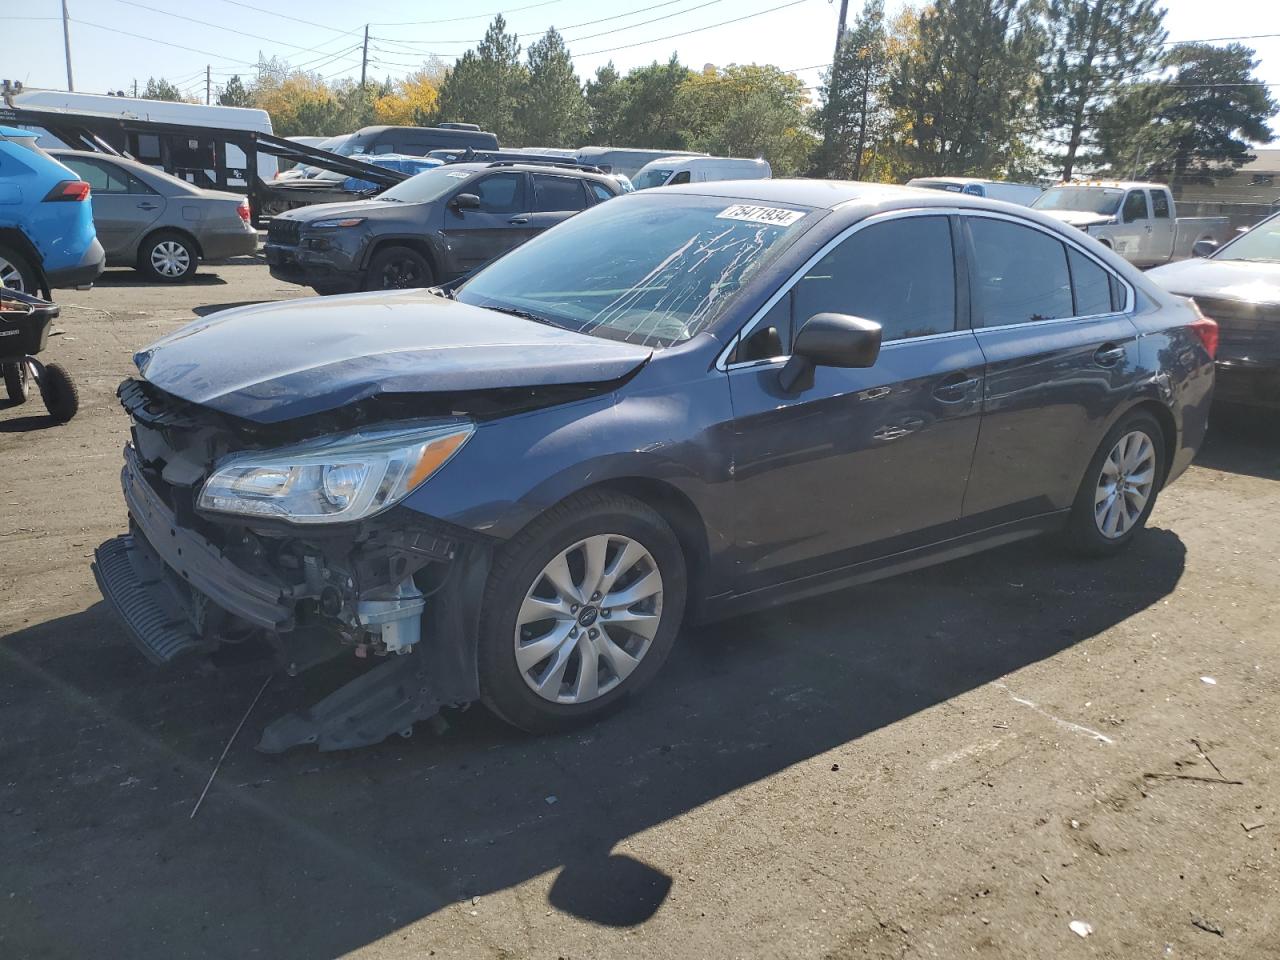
[14,89,278,184]
[632,156,772,190]
[575,147,705,180]
[905,176,1043,206]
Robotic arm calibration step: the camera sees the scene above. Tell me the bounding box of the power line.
[203,0,355,35]
[1161,32,1280,46]
[69,17,259,65]
[371,0,564,28]
[104,0,362,55]
[569,0,728,44]
[575,0,813,58]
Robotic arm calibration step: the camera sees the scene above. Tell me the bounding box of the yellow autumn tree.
[374,66,446,126]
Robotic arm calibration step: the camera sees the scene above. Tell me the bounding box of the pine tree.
[1040,0,1166,180]
[585,63,629,144]
[887,0,1044,177]
[517,29,586,147]
[217,75,253,108]
[437,15,527,142]
[815,0,891,179]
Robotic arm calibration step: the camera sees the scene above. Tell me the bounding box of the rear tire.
[3,360,31,404]
[477,491,687,734]
[1063,411,1165,556]
[0,245,38,295]
[138,231,198,282]
[39,362,79,422]
[364,246,432,291]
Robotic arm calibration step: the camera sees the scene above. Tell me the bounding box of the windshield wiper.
[483,304,558,327]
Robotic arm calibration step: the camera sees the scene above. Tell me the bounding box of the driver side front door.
[441,172,528,273]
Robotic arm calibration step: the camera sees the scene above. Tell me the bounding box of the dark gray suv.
[265,161,619,294]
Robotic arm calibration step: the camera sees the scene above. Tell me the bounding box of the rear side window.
[1151,191,1171,219]
[1067,248,1116,316]
[532,175,588,212]
[588,182,615,203]
[62,158,152,195]
[791,215,956,342]
[968,218,1073,326]
[472,173,523,214]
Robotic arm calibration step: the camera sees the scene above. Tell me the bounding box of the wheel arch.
[363,235,440,279]
[0,228,49,294]
[1102,395,1178,488]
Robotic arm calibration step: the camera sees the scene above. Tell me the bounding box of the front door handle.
[136,202,159,210]
[508,216,529,224]
[873,417,925,442]
[1094,343,1126,367]
[933,373,979,403]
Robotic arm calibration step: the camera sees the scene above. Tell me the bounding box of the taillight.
[1190,316,1219,360]
[43,180,91,202]
[236,199,251,223]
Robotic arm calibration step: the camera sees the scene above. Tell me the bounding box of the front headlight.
[197,421,473,524]
[309,217,366,229]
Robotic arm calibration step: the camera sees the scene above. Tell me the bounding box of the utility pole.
[132,78,138,98]
[360,24,369,90]
[61,0,75,91]
[206,65,211,105]
[819,0,851,175]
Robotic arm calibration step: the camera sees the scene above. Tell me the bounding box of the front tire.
[138,231,198,282]
[364,246,432,291]
[39,362,79,422]
[1064,411,1165,556]
[478,491,687,734]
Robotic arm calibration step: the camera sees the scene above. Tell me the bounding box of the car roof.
[655,178,950,210]
[0,126,37,138]
[444,161,612,180]
[1049,180,1158,190]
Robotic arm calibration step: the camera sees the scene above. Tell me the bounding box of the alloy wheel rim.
[0,256,25,292]
[514,534,664,704]
[382,259,419,288]
[151,241,191,277]
[1094,430,1156,539]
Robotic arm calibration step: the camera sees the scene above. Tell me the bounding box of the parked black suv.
[265,161,620,294]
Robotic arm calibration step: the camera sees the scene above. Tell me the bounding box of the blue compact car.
[0,127,104,295]
[94,181,1216,752]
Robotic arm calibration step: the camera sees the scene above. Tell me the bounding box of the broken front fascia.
[93,379,493,752]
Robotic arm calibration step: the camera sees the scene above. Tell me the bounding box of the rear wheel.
[39,362,79,423]
[0,245,37,294]
[364,246,432,291]
[138,231,198,282]
[3,360,31,404]
[478,491,687,733]
[1064,411,1165,556]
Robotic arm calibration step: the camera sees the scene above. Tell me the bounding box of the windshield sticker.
[716,204,804,227]
[445,171,471,179]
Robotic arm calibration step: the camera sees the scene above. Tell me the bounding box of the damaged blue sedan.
[93,181,1215,751]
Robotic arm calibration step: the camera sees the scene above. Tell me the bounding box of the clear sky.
[3,0,1277,136]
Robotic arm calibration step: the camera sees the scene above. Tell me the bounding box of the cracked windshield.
[457,196,812,347]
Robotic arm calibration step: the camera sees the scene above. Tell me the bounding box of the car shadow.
[95,270,228,287]
[0,529,1186,959]
[1196,405,1280,480]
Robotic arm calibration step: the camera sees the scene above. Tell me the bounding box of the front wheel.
[1064,411,1165,556]
[0,245,38,295]
[478,491,687,733]
[364,246,432,291]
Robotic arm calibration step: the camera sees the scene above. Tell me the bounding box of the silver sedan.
[49,149,258,282]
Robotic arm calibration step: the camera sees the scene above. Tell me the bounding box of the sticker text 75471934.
[716,204,805,227]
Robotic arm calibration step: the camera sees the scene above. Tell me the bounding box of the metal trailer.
[0,98,410,224]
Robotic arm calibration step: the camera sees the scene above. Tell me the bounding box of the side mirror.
[449,192,481,213]
[778,313,882,393]
[1192,238,1219,258]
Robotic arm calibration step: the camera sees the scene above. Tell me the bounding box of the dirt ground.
[1,259,1278,960]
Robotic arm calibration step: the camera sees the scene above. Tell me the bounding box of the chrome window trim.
[718,205,1136,372]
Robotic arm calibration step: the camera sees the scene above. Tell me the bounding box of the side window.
[1068,248,1116,316]
[588,181,615,203]
[532,175,588,213]
[65,159,132,194]
[1121,191,1148,222]
[669,170,691,185]
[1151,190,1171,219]
[471,173,523,214]
[791,216,956,342]
[968,218,1073,326]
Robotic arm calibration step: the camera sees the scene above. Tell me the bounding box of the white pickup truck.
[1031,181,1231,268]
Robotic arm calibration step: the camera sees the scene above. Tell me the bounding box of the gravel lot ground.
[1,259,1278,960]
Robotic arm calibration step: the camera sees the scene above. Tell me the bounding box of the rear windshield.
[458,193,815,348]
[1033,187,1124,215]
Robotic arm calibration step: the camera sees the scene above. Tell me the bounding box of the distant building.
[1178,147,1280,206]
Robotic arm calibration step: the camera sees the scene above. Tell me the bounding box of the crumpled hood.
[275,197,395,218]
[1147,257,1280,307]
[1038,209,1116,229]
[134,289,652,424]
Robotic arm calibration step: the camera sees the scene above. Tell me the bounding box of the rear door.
[440,171,528,272]
[1147,188,1175,262]
[961,214,1141,525]
[726,212,985,591]
[523,174,590,236]
[59,156,165,258]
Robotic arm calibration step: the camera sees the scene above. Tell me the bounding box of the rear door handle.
[508,216,529,224]
[933,373,979,403]
[873,417,925,442]
[1094,344,1126,367]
